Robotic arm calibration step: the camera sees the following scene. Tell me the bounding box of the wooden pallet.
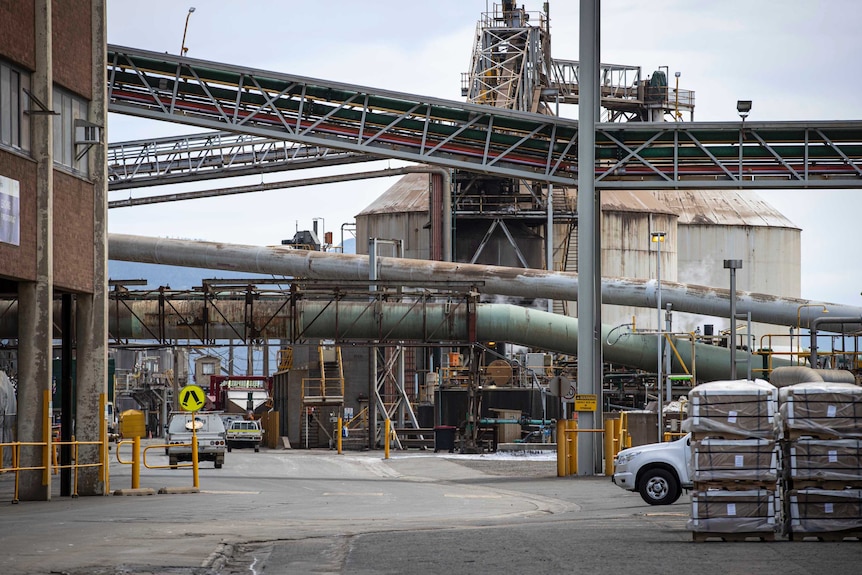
[692,432,772,442]
[789,529,862,542]
[692,531,776,542]
[784,429,849,441]
[694,480,778,491]
[789,479,862,490]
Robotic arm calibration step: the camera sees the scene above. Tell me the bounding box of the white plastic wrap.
[779,382,862,439]
[688,489,777,533]
[687,379,778,439]
[692,439,778,483]
[788,489,862,533]
[788,439,862,483]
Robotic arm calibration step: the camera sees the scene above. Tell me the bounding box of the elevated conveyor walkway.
[108,45,862,190]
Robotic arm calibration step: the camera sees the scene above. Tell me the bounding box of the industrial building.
[1,1,861,501]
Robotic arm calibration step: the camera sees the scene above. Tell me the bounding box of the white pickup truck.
[612,433,692,505]
[166,412,227,469]
[225,419,263,452]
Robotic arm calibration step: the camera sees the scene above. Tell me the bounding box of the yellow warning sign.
[574,394,597,412]
[179,384,206,412]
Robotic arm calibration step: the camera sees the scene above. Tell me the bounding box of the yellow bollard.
[132,435,141,489]
[556,419,567,477]
[603,419,615,477]
[384,418,391,459]
[566,419,578,475]
[337,416,343,454]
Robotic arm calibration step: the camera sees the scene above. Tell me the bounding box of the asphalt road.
[0,443,859,574]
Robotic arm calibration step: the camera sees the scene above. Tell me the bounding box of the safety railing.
[556,420,608,477]
[301,377,345,405]
[115,434,201,491]
[0,392,110,502]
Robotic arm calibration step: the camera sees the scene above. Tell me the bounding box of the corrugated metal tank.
[355,175,802,357]
[647,190,801,340]
[355,173,431,259]
[592,190,678,332]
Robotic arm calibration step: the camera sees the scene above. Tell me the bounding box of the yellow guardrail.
[556,421,607,477]
[0,392,110,502]
[116,433,201,490]
[556,413,637,478]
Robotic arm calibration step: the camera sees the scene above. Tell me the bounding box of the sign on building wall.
[0,175,20,246]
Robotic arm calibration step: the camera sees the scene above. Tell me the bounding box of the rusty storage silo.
[649,189,801,339]
[593,190,679,332]
[355,173,432,259]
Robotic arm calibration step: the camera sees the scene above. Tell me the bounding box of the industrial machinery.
[210,375,273,417]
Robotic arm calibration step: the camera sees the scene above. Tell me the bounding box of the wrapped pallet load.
[778,382,862,540]
[686,379,778,440]
[686,379,779,541]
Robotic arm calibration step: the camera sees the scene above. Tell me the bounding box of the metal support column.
[577,0,600,475]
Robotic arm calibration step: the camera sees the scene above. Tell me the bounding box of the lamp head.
[737,100,752,119]
[650,231,666,243]
[189,6,196,13]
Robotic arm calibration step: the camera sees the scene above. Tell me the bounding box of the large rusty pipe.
[108,234,862,332]
[0,297,791,380]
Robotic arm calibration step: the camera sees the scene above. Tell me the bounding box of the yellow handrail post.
[337,416,343,454]
[100,393,109,494]
[191,417,200,489]
[603,419,615,477]
[72,435,79,497]
[384,418,391,460]
[43,390,51,486]
[567,419,578,475]
[613,415,622,455]
[131,435,141,489]
[556,419,567,477]
[13,443,20,503]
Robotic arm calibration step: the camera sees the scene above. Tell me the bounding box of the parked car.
[612,433,692,505]
[225,419,263,452]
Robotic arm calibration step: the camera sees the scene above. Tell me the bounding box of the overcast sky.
[106,0,862,306]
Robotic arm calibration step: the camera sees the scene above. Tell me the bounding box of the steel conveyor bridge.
[107,45,862,190]
[107,131,379,190]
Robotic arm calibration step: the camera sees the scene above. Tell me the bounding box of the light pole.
[180,7,196,56]
[724,259,742,379]
[673,71,681,121]
[651,231,666,441]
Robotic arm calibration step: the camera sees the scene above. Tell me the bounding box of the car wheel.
[215,457,223,469]
[227,443,232,452]
[254,446,259,453]
[638,468,680,505]
[169,456,178,469]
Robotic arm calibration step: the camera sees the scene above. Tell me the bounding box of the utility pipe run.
[108,234,862,332]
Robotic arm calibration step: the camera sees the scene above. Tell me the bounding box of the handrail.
[0,392,109,502]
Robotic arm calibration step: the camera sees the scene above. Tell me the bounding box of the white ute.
[612,433,692,505]
[166,412,227,469]
[226,419,263,452]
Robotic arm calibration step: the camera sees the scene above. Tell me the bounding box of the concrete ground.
[0,443,859,574]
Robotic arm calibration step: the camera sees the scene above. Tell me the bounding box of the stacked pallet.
[686,380,780,541]
[778,382,862,541]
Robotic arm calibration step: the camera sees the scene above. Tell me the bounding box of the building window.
[52,86,89,176]
[0,60,30,152]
